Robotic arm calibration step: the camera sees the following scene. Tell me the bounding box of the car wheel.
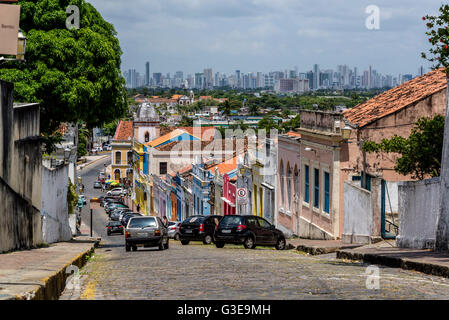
[243,236,256,249]
[132,246,137,251]
[125,245,130,252]
[174,233,180,241]
[180,240,190,245]
[215,241,225,248]
[203,234,213,245]
[275,237,286,250]
[107,232,110,236]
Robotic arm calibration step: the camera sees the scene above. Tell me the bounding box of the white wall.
[342,181,373,244]
[396,177,440,249]
[42,164,72,244]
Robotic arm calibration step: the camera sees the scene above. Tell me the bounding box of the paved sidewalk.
[77,154,109,171]
[287,238,363,255]
[0,229,100,300]
[337,241,449,278]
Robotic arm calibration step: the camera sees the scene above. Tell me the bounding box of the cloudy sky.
[87,0,444,76]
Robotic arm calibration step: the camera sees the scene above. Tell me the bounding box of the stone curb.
[77,155,109,171]
[336,249,449,278]
[2,238,100,300]
[290,242,362,255]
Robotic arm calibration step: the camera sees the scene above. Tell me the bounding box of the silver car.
[125,216,169,252]
[167,221,181,240]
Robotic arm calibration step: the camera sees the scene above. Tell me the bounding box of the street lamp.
[64,147,71,163]
[341,122,352,140]
[16,29,27,61]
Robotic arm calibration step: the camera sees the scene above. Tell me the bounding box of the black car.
[106,221,124,236]
[214,215,286,250]
[179,215,223,245]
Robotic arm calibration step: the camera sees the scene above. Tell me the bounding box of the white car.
[107,188,127,196]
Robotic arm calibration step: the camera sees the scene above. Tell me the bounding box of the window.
[257,217,271,229]
[314,168,319,209]
[304,165,310,203]
[287,165,292,210]
[115,151,121,165]
[160,162,167,175]
[127,151,133,165]
[144,131,150,142]
[246,216,258,228]
[324,172,330,214]
[279,161,284,207]
[114,169,121,180]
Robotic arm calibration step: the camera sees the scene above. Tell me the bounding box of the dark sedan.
[214,215,286,250]
[106,221,124,236]
[179,215,223,245]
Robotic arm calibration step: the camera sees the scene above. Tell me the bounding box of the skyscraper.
[145,61,150,86]
[313,64,319,90]
[204,68,213,89]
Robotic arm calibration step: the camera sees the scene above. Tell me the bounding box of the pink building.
[296,68,447,240]
[276,132,301,236]
[222,173,237,215]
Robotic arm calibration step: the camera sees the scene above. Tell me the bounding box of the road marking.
[80,280,97,300]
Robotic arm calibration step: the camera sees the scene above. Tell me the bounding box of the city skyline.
[123,62,424,90]
[87,0,440,76]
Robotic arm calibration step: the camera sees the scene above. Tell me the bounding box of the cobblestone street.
[60,239,449,300]
[59,158,449,300]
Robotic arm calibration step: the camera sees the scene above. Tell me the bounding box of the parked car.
[101,196,122,207]
[214,215,286,250]
[107,221,124,236]
[110,208,132,221]
[125,216,169,251]
[93,181,102,189]
[79,195,87,205]
[168,221,182,240]
[105,203,128,215]
[122,212,142,227]
[107,188,127,196]
[179,215,223,245]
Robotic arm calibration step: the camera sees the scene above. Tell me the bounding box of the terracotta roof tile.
[286,131,301,138]
[209,156,238,175]
[344,68,447,128]
[113,120,133,141]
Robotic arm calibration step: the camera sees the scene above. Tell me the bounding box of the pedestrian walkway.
[337,240,449,278]
[0,231,100,300]
[287,238,363,255]
[77,154,109,171]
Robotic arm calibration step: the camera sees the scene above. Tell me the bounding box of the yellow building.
[111,120,133,182]
[132,140,150,216]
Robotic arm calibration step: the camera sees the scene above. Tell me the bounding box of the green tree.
[0,0,127,152]
[103,120,118,137]
[77,124,89,157]
[362,115,445,180]
[281,114,301,132]
[257,116,279,133]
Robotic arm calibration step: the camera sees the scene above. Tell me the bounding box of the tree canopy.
[0,0,127,152]
[362,115,445,180]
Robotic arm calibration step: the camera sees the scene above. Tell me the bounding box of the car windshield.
[108,221,121,226]
[220,216,243,227]
[128,217,157,228]
[184,216,205,224]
